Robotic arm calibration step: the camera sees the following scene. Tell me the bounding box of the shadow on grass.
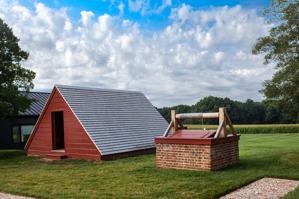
[0,150,26,160]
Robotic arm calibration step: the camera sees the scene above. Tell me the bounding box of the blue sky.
[19,0,270,29]
[0,0,274,107]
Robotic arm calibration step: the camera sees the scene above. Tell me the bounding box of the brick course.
[155,135,239,171]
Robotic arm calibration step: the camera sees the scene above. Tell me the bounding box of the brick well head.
[155,132,240,171]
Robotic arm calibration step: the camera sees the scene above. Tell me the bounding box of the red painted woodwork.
[26,87,101,160]
[46,151,68,160]
[155,134,240,145]
[170,130,215,139]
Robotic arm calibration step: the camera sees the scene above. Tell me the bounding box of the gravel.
[220,177,299,199]
[0,193,34,199]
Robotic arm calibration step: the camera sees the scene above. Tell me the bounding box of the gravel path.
[0,193,34,199]
[220,177,299,199]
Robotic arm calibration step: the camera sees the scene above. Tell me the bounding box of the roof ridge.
[55,84,142,94]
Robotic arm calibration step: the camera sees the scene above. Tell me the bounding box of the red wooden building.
[25,85,168,160]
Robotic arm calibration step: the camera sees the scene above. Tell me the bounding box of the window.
[12,126,21,143]
[21,125,34,143]
[12,125,34,144]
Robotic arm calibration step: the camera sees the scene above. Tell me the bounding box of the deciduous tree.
[0,18,35,118]
[252,0,299,122]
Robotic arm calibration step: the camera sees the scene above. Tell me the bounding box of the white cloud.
[128,0,148,14]
[128,0,172,15]
[230,69,262,76]
[174,3,191,22]
[214,51,224,64]
[118,2,125,16]
[154,0,172,14]
[80,10,94,26]
[0,0,274,107]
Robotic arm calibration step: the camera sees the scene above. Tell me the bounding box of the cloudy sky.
[0,0,274,107]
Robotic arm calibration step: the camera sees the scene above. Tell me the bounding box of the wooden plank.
[175,112,219,119]
[163,121,173,137]
[225,110,237,135]
[214,120,224,138]
[219,107,226,138]
[171,110,177,132]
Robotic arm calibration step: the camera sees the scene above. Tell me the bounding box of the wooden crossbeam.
[175,112,219,119]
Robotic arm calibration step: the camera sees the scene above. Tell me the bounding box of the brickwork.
[155,135,239,171]
[211,139,239,170]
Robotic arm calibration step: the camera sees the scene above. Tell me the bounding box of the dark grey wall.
[0,116,38,149]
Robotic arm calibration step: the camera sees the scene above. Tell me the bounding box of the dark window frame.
[12,125,21,144]
[11,124,34,144]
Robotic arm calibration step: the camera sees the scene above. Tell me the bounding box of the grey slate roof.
[19,92,50,116]
[56,85,168,156]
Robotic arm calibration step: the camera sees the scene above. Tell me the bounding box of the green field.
[0,134,299,199]
[187,124,299,128]
[187,124,299,134]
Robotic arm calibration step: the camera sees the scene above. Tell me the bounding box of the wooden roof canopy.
[163,107,237,139]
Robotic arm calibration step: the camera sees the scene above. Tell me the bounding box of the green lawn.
[0,134,299,199]
[284,187,299,199]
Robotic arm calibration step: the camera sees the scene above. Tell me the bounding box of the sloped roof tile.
[56,85,168,156]
[19,91,50,116]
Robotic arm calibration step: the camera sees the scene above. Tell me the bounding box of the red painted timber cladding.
[155,135,240,145]
[26,88,101,160]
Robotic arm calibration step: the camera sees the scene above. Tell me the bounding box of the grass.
[0,134,299,199]
[284,187,299,199]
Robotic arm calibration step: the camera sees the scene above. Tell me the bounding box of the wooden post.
[171,110,177,133]
[219,107,226,138]
[224,109,237,135]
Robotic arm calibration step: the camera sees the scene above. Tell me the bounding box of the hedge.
[186,124,299,134]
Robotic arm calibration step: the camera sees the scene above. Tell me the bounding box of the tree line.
[158,96,298,124]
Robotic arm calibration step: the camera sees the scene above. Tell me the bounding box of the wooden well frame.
[164,107,237,138]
